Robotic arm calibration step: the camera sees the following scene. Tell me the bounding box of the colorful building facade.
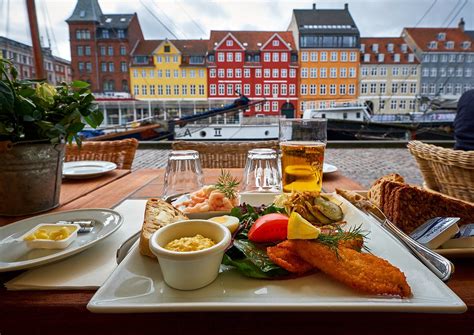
[207,31,299,116]
[130,39,208,118]
[359,37,421,114]
[66,0,144,94]
[288,3,360,116]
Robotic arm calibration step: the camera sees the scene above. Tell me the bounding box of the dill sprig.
[215,169,240,199]
[316,225,369,257]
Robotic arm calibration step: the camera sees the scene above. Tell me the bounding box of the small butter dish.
[410,217,460,249]
[20,223,80,249]
[441,224,474,249]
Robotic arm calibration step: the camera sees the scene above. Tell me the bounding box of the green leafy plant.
[0,58,103,145]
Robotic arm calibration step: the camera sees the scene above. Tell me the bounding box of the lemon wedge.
[287,212,321,240]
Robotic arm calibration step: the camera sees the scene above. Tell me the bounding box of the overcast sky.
[1,0,473,61]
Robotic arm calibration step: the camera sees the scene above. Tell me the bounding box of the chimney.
[344,3,348,10]
[312,3,316,10]
[458,17,465,32]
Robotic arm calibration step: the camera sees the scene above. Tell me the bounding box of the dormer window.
[462,41,471,49]
[387,43,394,53]
[363,54,370,62]
[102,29,109,38]
[226,40,233,47]
[445,41,454,49]
[272,40,279,46]
[408,54,415,62]
[437,32,446,41]
[429,41,438,49]
[372,44,379,53]
[401,44,408,53]
[164,45,170,53]
[378,53,385,62]
[394,53,400,62]
[360,44,365,52]
[79,10,86,17]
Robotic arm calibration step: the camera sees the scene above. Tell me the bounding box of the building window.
[84,46,91,56]
[350,52,357,62]
[264,84,270,95]
[155,85,162,95]
[173,85,179,95]
[371,67,377,76]
[399,100,406,109]
[330,68,337,78]
[226,52,233,62]
[361,67,368,76]
[400,83,407,94]
[272,69,278,78]
[174,70,179,78]
[264,102,270,112]
[301,68,308,78]
[226,40,233,46]
[235,52,242,62]
[281,84,287,95]
[77,46,83,56]
[281,53,288,62]
[190,70,196,78]
[272,101,278,112]
[392,67,399,76]
[289,84,296,95]
[227,69,233,78]
[272,40,279,46]
[370,83,377,94]
[108,46,114,56]
[320,84,326,95]
[102,30,109,38]
[255,84,262,95]
[410,83,417,94]
[272,52,279,62]
[361,83,368,94]
[244,84,250,95]
[85,62,91,72]
[100,46,106,56]
[329,84,336,95]
[456,68,463,77]
[264,52,270,62]
[264,69,270,78]
[163,85,170,95]
[430,68,437,77]
[339,84,346,95]
[226,84,233,96]
[141,85,147,95]
[210,84,216,96]
[218,52,224,62]
[349,68,356,78]
[78,62,84,72]
[141,69,146,78]
[320,52,327,61]
[379,83,386,94]
[308,68,317,78]
[165,70,170,78]
[182,85,187,95]
[134,85,139,95]
[429,83,436,94]
[255,68,262,78]
[150,85,155,95]
[320,68,327,78]
[217,69,224,78]
[330,52,337,61]
[199,84,205,95]
[340,52,347,61]
[348,84,355,95]
[289,68,296,78]
[391,83,398,93]
[157,70,162,78]
[117,29,125,39]
[272,84,278,96]
[301,52,308,62]
[390,100,397,110]
[244,68,250,78]
[210,69,216,78]
[121,62,127,72]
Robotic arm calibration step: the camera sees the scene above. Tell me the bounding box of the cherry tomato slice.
[248,213,289,243]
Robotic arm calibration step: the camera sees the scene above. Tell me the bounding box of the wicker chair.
[407,140,474,202]
[172,141,280,168]
[65,138,139,170]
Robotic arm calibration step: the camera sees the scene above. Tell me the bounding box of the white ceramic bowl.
[149,219,232,290]
[20,223,80,249]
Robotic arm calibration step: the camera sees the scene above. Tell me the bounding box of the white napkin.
[5,199,147,290]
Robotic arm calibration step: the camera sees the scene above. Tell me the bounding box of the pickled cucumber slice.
[314,197,344,221]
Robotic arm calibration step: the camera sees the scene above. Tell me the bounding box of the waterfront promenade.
[132,147,423,189]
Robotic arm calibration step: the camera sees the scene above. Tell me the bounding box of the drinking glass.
[279,118,327,193]
[241,148,281,193]
[162,150,203,199]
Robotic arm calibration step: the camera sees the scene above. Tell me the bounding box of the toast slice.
[367,173,405,208]
[139,198,188,259]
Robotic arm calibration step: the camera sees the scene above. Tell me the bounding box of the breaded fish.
[291,240,412,297]
[267,240,313,274]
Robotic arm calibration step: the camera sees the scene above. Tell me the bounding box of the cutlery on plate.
[351,199,454,282]
[116,231,141,264]
[56,219,95,234]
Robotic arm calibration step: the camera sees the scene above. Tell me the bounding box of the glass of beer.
[279,118,327,193]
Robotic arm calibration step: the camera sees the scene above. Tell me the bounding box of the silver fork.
[56,219,96,233]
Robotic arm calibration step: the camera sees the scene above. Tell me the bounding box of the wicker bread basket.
[407,140,474,202]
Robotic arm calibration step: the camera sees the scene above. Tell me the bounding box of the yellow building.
[130,39,208,116]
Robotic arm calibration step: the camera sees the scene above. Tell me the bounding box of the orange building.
[288,4,360,116]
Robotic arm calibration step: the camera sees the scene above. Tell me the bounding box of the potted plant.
[0,58,103,216]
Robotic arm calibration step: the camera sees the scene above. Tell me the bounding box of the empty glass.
[241,148,281,193]
[162,150,203,199]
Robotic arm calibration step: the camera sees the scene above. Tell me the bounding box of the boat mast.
[26,0,45,79]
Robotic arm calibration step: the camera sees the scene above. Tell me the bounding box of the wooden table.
[1,169,472,335]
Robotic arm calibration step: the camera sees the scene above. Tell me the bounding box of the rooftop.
[360,37,419,65]
[132,39,208,56]
[209,30,296,51]
[403,27,473,52]
[66,0,103,23]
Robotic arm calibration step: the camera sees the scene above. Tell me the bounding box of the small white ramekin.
[149,219,232,290]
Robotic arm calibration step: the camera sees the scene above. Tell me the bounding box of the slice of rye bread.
[391,185,474,234]
[383,181,406,222]
[139,198,188,259]
[367,174,405,208]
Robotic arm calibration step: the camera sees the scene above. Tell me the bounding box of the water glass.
[241,148,281,193]
[279,118,327,193]
[162,150,203,199]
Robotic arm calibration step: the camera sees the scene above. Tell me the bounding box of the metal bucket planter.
[0,141,65,216]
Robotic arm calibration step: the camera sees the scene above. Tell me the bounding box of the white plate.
[323,163,338,174]
[434,247,474,257]
[87,194,466,313]
[171,193,230,219]
[0,209,123,272]
[63,161,117,179]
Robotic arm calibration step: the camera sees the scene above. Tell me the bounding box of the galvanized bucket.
[0,141,65,216]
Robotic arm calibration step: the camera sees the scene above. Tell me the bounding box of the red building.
[66,0,144,94]
[207,31,299,116]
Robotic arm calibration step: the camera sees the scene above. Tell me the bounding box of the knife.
[347,198,454,282]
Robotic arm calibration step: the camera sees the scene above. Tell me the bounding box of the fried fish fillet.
[267,240,313,274]
[291,240,412,297]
